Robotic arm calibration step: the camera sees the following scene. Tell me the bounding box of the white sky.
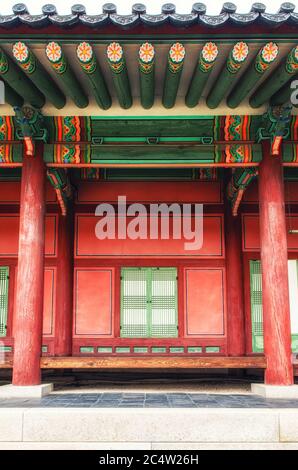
[0,1,297,15]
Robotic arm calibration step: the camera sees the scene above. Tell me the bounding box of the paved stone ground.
[1,393,298,408]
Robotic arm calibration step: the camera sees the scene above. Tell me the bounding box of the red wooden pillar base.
[225,204,245,356]
[259,142,293,385]
[12,144,46,386]
[54,208,74,356]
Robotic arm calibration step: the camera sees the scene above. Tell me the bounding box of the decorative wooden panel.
[0,266,9,338]
[243,215,298,251]
[185,268,225,336]
[0,214,57,257]
[76,214,224,258]
[243,181,298,204]
[42,268,55,336]
[0,182,56,204]
[74,268,114,336]
[77,181,222,204]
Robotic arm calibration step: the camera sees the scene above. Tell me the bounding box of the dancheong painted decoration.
[0,2,298,389]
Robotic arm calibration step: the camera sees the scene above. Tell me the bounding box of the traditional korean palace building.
[0,2,298,392]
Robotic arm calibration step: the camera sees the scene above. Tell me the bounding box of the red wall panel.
[184,268,225,336]
[75,215,224,258]
[243,181,298,204]
[43,268,55,336]
[74,268,114,336]
[77,181,222,204]
[0,214,57,257]
[242,214,298,251]
[0,181,56,204]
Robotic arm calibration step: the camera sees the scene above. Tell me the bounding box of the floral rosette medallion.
[46,42,67,74]
[139,43,155,74]
[255,42,279,73]
[168,43,185,73]
[107,42,125,73]
[13,42,36,74]
[77,42,97,74]
[227,42,249,73]
[199,42,219,73]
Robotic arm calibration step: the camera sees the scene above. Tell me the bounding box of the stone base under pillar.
[0,384,53,398]
[252,383,298,399]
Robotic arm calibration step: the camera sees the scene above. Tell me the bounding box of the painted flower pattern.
[261,42,279,63]
[169,43,185,63]
[13,42,29,63]
[202,42,218,63]
[107,42,123,63]
[232,42,249,63]
[139,43,155,63]
[295,46,298,61]
[46,42,62,63]
[77,42,93,63]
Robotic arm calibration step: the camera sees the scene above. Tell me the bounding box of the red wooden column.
[54,207,74,356]
[12,143,46,386]
[259,141,293,385]
[225,203,246,356]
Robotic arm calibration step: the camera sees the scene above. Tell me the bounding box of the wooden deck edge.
[1,356,267,370]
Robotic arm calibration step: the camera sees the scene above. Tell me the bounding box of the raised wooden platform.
[1,356,267,370]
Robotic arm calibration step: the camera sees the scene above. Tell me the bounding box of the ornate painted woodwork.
[163,42,185,109]
[0,47,45,108]
[227,168,258,216]
[76,42,111,110]
[106,42,132,109]
[207,42,249,109]
[12,41,66,109]
[0,116,15,163]
[47,168,73,216]
[45,42,88,109]
[250,46,298,108]
[214,115,254,163]
[139,43,155,109]
[51,116,91,164]
[227,42,279,108]
[186,42,218,108]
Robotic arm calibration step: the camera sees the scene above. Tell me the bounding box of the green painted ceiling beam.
[76,42,111,110]
[206,42,249,109]
[270,79,294,106]
[45,42,88,109]
[139,42,155,109]
[185,42,219,108]
[1,80,24,107]
[163,43,185,109]
[12,42,66,109]
[227,42,279,109]
[250,45,298,108]
[106,42,132,109]
[0,47,45,108]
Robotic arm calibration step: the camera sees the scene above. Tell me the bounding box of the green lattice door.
[0,267,9,338]
[120,267,178,338]
[250,260,298,353]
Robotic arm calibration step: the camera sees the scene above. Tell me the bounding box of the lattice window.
[121,267,178,338]
[250,260,298,353]
[0,267,9,338]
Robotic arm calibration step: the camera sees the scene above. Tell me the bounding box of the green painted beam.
[227,167,258,216]
[139,42,155,109]
[0,47,45,108]
[163,43,185,109]
[250,46,298,108]
[106,42,132,109]
[0,80,24,107]
[45,42,88,109]
[185,42,219,108]
[12,42,66,109]
[227,42,279,109]
[206,42,249,109]
[270,78,295,106]
[91,118,214,138]
[76,42,111,110]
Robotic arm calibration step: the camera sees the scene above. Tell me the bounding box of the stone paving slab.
[0,393,298,408]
